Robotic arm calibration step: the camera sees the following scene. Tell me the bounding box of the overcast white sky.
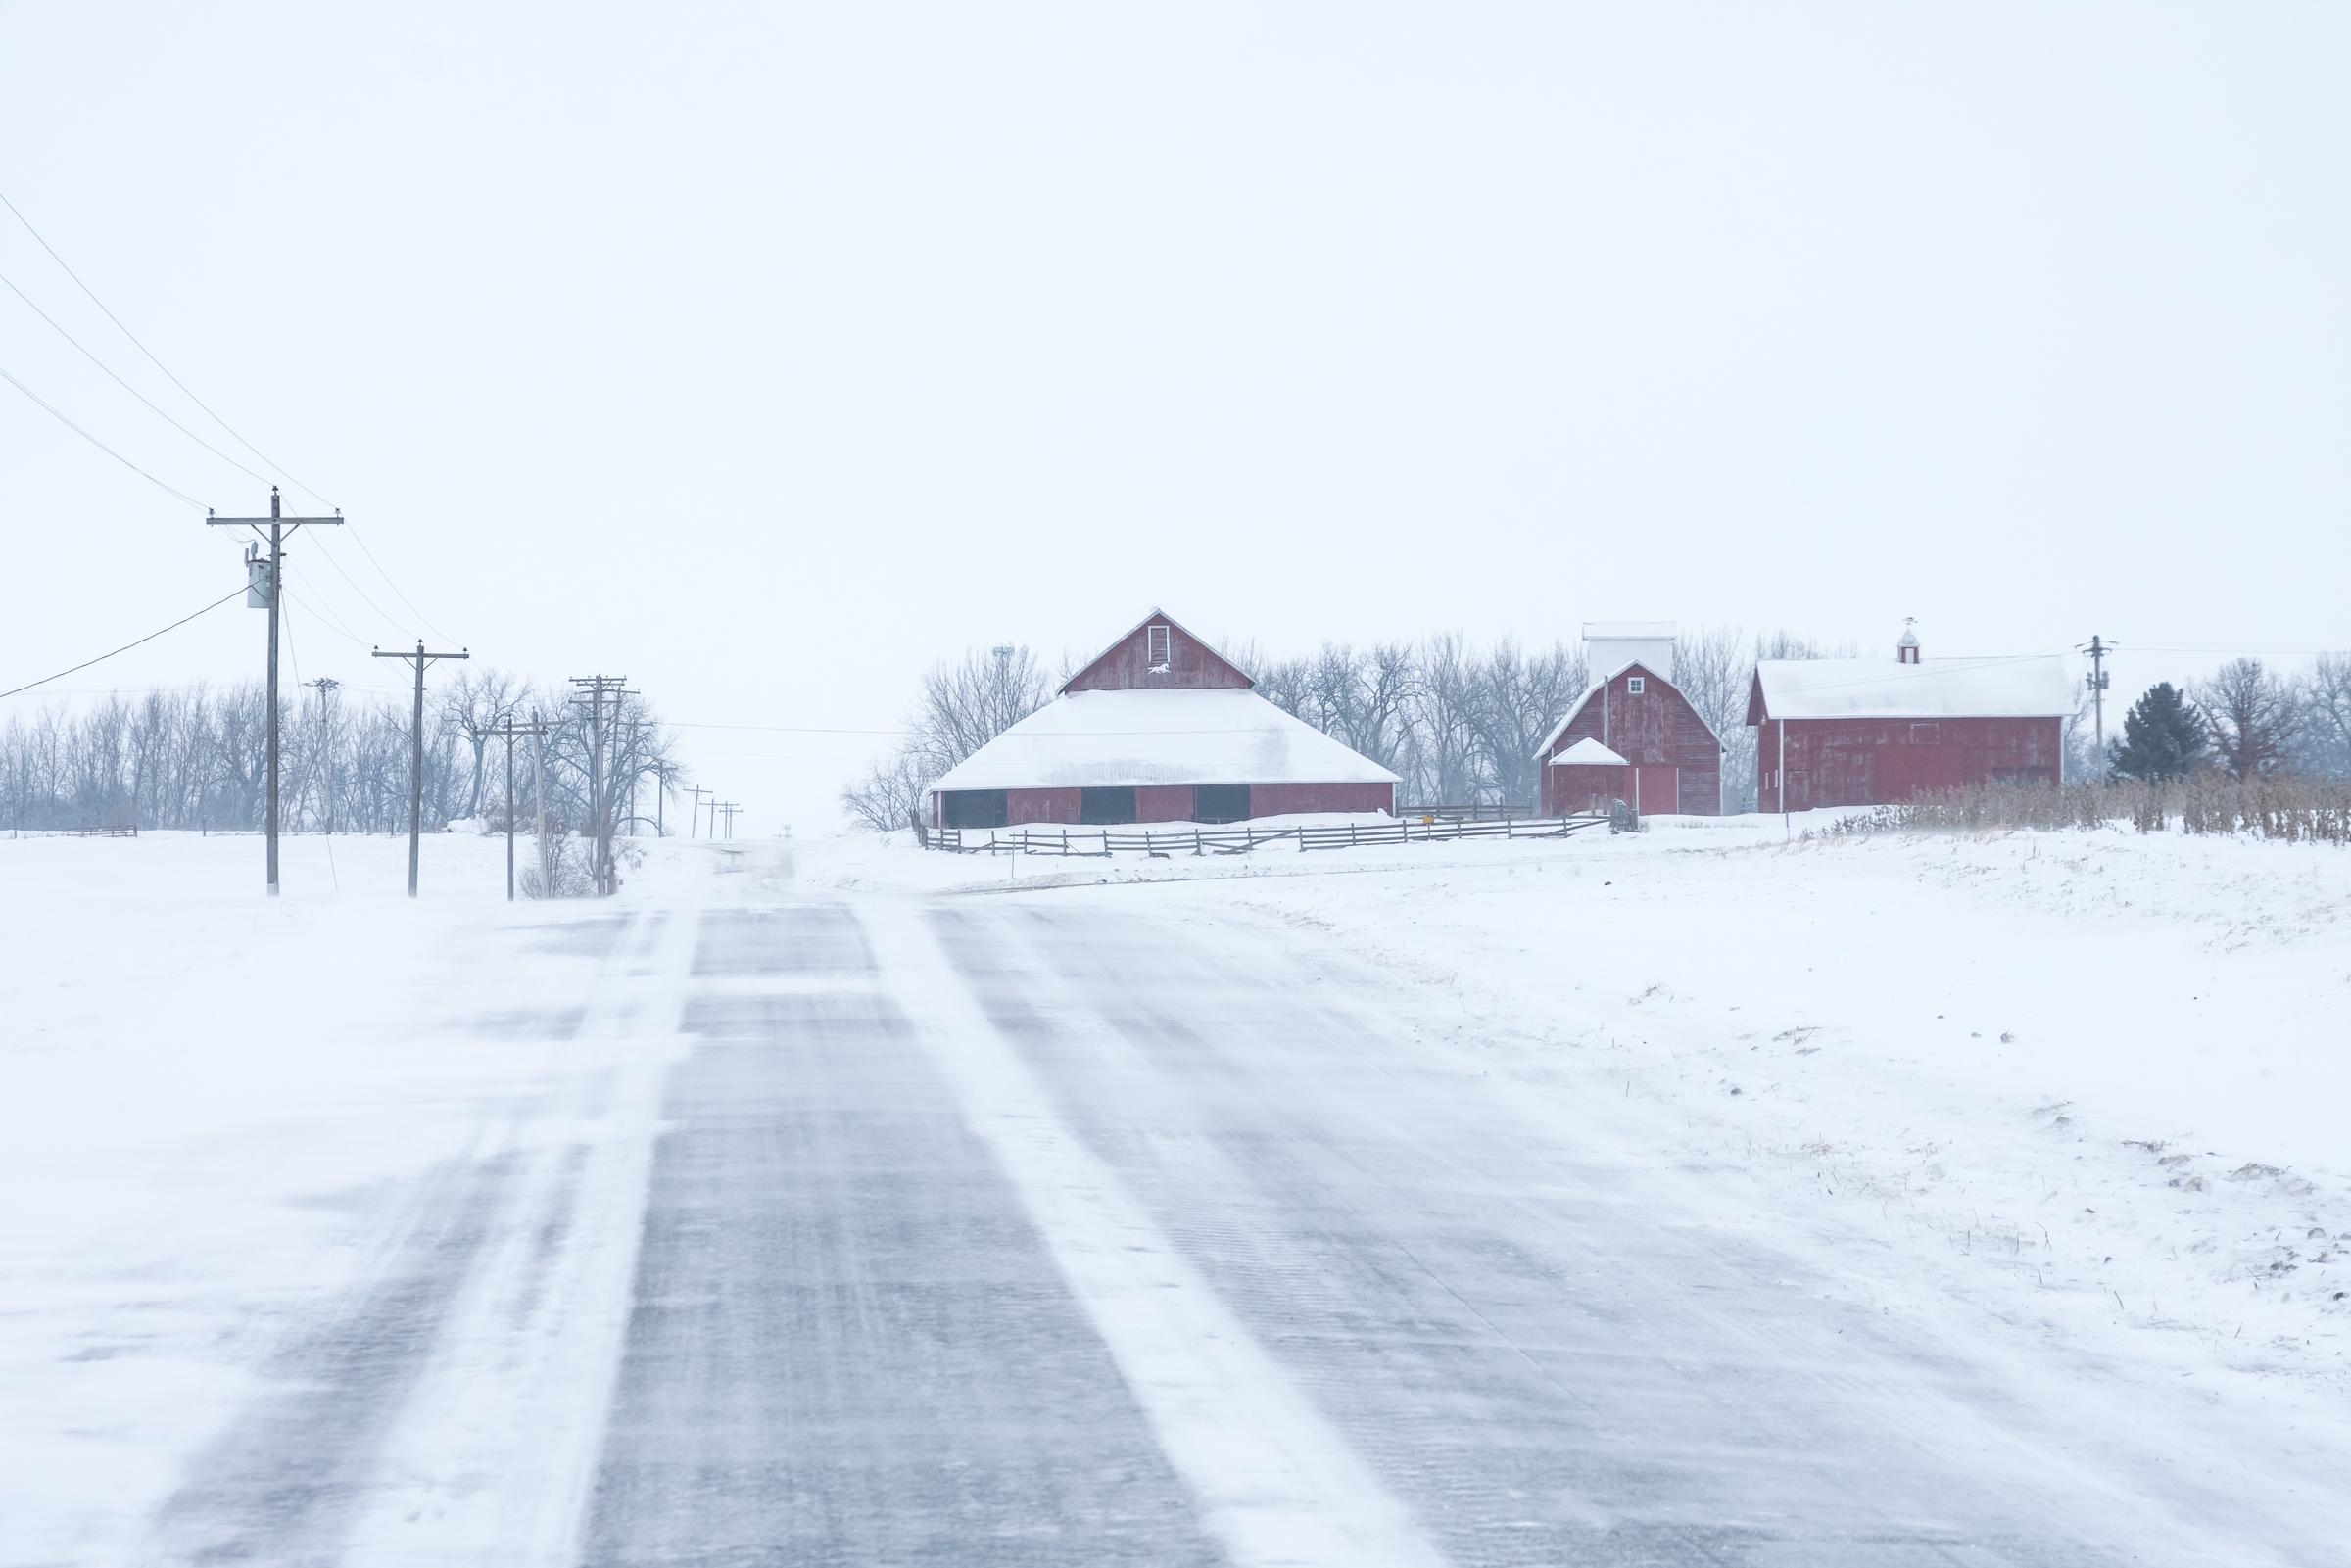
[4,3,2345,828]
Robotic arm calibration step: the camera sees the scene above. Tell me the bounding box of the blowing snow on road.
[4,829,2346,1568]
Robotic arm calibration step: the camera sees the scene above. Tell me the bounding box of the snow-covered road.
[28,843,2344,1565]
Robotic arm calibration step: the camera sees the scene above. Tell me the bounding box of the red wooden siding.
[1134,784,1196,822]
[1006,787,1083,825]
[1755,716,2064,811]
[1248,782,1394,817]
[1061,614,1254,693]
[1537,663,1722,816]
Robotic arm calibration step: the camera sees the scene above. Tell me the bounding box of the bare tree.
[2199,657,2298,780]
[840,644,1050,832]
[1468,640,1584,811]
[2293,651,2351,778]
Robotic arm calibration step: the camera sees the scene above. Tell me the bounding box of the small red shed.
[1748,627,2077,811]
[1535,660,1724,816]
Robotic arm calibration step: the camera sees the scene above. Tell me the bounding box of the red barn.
[927,609,1399,829]
[1749,627,2077,811]
[1534,657,1724,816]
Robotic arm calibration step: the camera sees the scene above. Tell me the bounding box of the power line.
[0,188,333,508]
[302,535,408,638]
[0,587,243,700]
[279,572,372,647]
[0,265,276,489]
[0,362,207,507]
[2,189,460,644]
[341,522,457,645]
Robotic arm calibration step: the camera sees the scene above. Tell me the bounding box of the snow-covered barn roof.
[1749,655,2078,722]
[1548,737,1628,768]
[929,689,1400,793]
[1532,661,1723,760]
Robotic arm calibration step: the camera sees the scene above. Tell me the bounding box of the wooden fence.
[916,813,1610,857]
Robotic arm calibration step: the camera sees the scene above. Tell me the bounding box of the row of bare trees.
[841,627,1851,829]
[1,668,685,835]
[2190,655,2351,781]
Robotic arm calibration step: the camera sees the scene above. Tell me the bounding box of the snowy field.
[5,820,2349,1565]
[0,831,689,1566]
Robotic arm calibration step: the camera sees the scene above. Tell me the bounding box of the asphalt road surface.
[137,881,2343,1567]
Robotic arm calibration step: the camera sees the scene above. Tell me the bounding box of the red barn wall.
[1755,716,2064,811]
[1063,619,1253,693]
[1249,782,1395,817]
[1538,664,1722,816]
[1006,787,1084,825]
[1134,785,1196,821]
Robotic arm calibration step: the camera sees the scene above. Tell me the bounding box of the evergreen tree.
[2108,683,2210,783]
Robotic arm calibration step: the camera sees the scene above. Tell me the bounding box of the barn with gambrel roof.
[927,609,1398,830]
[1533,625,1724,816]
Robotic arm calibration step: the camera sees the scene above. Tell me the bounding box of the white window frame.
[1626,676,1646,695]
[1147,624,1171,665]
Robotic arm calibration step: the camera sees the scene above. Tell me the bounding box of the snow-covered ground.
[6,820,2348,1564]
[0,831,692,1566]
[808,815,2351,1409]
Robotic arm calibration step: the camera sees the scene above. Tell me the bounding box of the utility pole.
[304,677,340,834]
[492,714,550,900]
[529,706,552,898]
[568,675,634,895]
[2080,635,2114,784]
[207,487,341,895]
[687,784,712,839]
[717,800,742,838]
[373,640,470,896]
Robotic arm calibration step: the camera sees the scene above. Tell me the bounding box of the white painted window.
[1626,676,1646,695]
[1147,625,1171,665]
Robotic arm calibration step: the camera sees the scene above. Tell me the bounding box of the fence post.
[1194,829,1202,857]
[1350,823,1358,848]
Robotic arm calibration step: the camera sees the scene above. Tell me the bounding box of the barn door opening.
[1192,784,1250,823]
[1080,786,1137,825]
[942,789,1008,829]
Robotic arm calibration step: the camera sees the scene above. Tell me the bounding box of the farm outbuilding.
[1533,626,1724,816]
[1748,627,2078,811]
[926,610,1398,830]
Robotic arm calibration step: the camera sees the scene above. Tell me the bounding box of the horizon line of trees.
[1,668,686,835]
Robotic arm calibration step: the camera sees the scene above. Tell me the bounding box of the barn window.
[1626,676,1646,694]
[1910,722,1941,744]
[1080,786,1137,824]
[1146,624,1171,667]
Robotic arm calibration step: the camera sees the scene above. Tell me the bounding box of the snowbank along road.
[7,833,2345,1567]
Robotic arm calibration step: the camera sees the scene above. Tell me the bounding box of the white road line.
[860,902,1448,1568]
